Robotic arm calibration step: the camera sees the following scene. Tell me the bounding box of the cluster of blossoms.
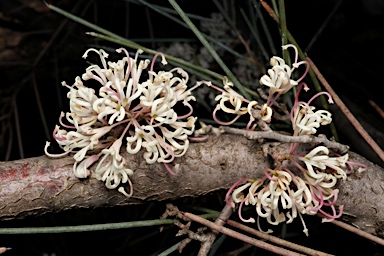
[218,45,350,236]
[210,77,272,130]
[45,47,201,196]
[211,45,309,130]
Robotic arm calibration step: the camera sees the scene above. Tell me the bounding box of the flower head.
[299,146,348,183]
[45,48,201,196]
[260,44,309,106]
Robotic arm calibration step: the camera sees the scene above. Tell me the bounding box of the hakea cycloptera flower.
[45,48,201,196]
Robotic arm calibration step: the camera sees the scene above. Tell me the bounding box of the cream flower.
[95,138,133,197]
[260,57,297,95]
[299,146,348,183]
[260,45,309,106]
[45,47,201,196]
[292,104,332,136]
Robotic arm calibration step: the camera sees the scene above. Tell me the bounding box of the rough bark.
[0,134,383,236]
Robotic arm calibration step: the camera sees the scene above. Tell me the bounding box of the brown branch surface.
[0,134,383,237]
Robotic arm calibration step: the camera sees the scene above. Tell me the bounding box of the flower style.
[45,47,201,196]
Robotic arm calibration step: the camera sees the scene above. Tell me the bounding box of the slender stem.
[137,0,247,61]
[46,4,224,84]
[253,0,277,55]
[226,220,333,256]
[369,100,384,119]
[260,0,339,141]
[168,0,251,100]
[305,0,342,52]
[240,7,269,61]
[0,213,219,235]
[278,0,289,64]
[182,211,305,256]
[307,57,384,162]
[271,0,279,17]
[198,203,234,255]
[0,219,177,234]
[12,96,24,159]
[261,0,279,23]
[157,240,184,256]
[319,214,384,246]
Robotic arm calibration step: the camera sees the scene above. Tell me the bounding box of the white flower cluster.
[260,44,308,106]
[45,48,200,196]
[211,45,311,130]
[260,56,298,95]
[291,92,333,137]
[224,45,349,236]
[231,172,315,236]
[231,149,348,236]
[211,77,272,130]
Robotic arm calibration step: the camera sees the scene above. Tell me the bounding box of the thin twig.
[278,0,288,63]
[307,57,384,162]
[34,1,89,67]
[239,7,269,62]
[253,0,277,55]
[0,219,178,234]
[226,220,334,256]
[157,239,185,256]
[12,96,24,159]
[198,203,234,255]
[46,3,224,83]
[305,0,342,52]
[321,217,384,246]
[182,211,305,256]
[222,126,349,154]
[260,0,279,23]
[369,99,384,119]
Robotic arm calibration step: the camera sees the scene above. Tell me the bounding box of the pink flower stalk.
[238,196,256,223]
[225,178,251,208]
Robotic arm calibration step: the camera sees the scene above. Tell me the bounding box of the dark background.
[1,0,384,255]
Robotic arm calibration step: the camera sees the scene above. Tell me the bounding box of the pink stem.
[225,178,250,208]
[238,197,255,223]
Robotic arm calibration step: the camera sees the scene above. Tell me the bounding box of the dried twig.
[307,57,384,162]
[260,0,279,23]
[198,203,234,255]
[222,126,349,154]
[319,215,384,247]
[226,220,333,256]
[368,100,384,119]
[182,211,305,256]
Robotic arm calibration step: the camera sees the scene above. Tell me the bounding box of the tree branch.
[0,134,383,237]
